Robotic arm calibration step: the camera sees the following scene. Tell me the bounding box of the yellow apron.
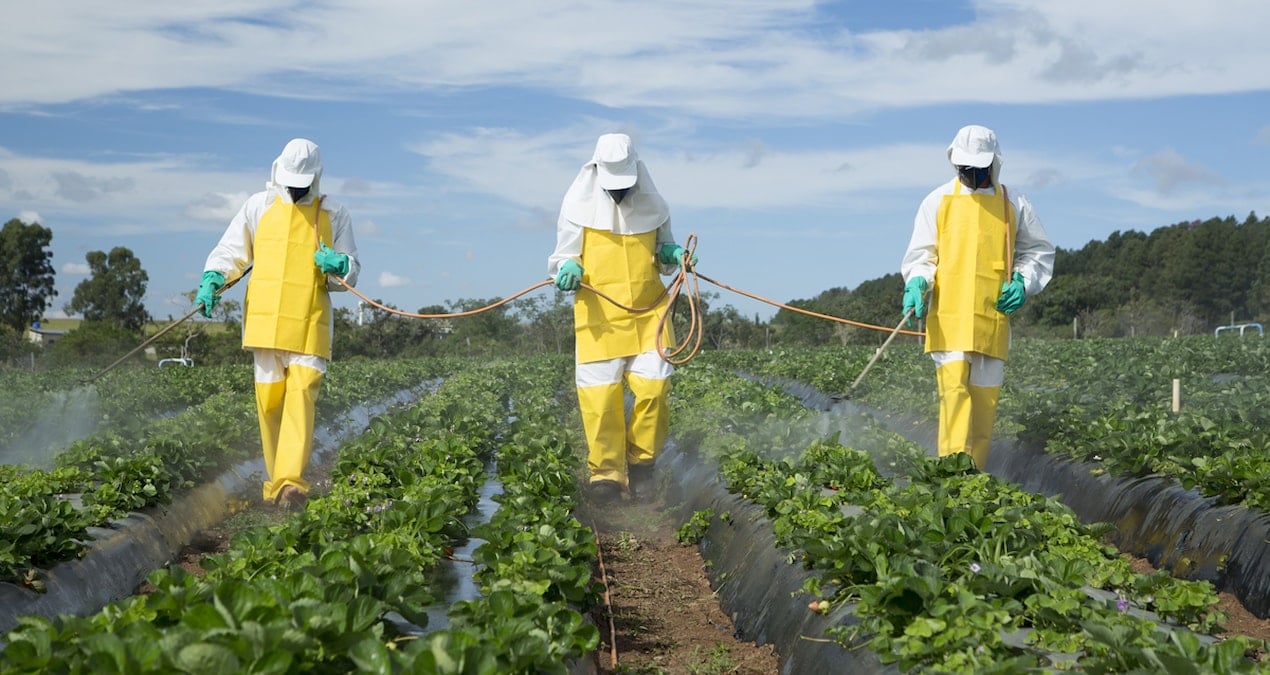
[574,228,674,363]
[242,197,334,359]
[926,182,1014,360]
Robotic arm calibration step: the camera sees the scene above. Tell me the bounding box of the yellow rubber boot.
[577,382,627,486]
[255,379,286,495]
[263,364,323,502]
[935,360,972,459]
[967,384,1001,470]
[625,373,670,468]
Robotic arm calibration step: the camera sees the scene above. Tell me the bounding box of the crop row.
[668,362,1267,672]
[702,336,1270,510]
[0,360,446,587]
[1,357,600,673]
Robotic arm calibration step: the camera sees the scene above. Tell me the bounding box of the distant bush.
[43,321,142,369]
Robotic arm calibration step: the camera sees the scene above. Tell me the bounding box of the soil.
[1125,556,1269,663]
[138,466,1268,672]
[576,489,780,674]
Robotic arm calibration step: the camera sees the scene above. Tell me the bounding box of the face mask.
[606,188,630,205]
[287,186,311,202]
[957,165,992,190]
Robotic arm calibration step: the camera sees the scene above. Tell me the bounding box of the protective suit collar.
[560,136,669,235]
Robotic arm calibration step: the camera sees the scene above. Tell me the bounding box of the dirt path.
[577,490,780,674]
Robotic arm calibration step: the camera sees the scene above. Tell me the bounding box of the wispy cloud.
[6,2,1270,114]
[378,271,411,288]
[1131,148,1224,196]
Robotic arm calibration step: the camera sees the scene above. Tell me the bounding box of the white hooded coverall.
[548,133,680,490]
[204,139,360,502]
[901,125,1054,469]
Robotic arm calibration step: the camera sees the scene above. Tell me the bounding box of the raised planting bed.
[660,362,1267,672]
[764,367,1270,622]
[0,359,603,673]
[0,384,429,635]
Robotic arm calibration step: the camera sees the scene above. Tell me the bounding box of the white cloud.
[378,271,411,288]
[0,147,258,234]
[1131,149,1224,197]
[356,219,380,237]
[62,262,90,275]
[5,2,1270,116]
[417,128,949,210]
[183,191,251,224]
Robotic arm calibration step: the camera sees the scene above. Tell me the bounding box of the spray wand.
[836,287,931,401]
[81,267,251,384]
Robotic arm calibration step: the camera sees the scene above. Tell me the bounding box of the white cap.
[947,125,999,168]
[593,133,638,190]
[273,138,322,188]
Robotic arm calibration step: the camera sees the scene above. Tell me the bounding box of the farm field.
[0,338,1265,672]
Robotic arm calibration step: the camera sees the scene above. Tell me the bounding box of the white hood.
[559,134,669,235]
[269,138,323,195]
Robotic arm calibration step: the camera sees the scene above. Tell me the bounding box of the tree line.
[3,212,1267,368]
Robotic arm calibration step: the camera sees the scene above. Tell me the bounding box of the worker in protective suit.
[901,125,1054,470]
[548,133,696,503]
[197,138,360,509]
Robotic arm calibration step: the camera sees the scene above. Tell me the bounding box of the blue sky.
[4,1,1270,325]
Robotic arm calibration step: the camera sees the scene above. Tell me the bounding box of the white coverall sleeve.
[548,216,584,278]
[901,187,943,285]
[326,203,359,290]
[204,194,265,283]
[1011,194,1055,297]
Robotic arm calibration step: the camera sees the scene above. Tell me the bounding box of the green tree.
[834,273,905,345]
[698,294,767,350]
[512,292,574,355]
[0,218,57,332]
[1252,217,1270,321]
[771,287,852,346]
[440,298,518,357]
[65,247,151,333]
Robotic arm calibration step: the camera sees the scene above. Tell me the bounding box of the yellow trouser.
[935,360,1000,470]
[257,364,323,501]
[967,383,1000,470]
[626,373,670,468]
[577,373,670,487]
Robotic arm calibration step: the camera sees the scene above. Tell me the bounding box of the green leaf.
[348,638,393,674]
[175,643,241,675]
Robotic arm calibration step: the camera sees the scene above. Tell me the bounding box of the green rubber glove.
[902,276,928,327]
[996,271,1026,315]
[314,244,350,277]
[196,270,226,318]
[657,243,699,268]
[556,259,583,291]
